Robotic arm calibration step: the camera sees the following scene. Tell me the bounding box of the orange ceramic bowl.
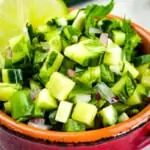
[0,14,150,150]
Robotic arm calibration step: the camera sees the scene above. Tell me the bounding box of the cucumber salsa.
[0,0,150,132]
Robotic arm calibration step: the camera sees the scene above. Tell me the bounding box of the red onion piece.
[28,118,51,130]
[67,69,76,77]
[100,33,108,47]
[30,89,40,100]
[109,96,120,104]
[95,93,101,100]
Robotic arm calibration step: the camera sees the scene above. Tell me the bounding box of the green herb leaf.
[85,0,114,37]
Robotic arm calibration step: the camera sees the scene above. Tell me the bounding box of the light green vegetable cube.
[72,102,98,127]
[36,88,57,110]
[55,101,73,123]
[46,72,75,101]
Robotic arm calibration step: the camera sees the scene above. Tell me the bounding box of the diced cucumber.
[136,84,148,96]
[11,91,33,120]
[112,30,126,46]
[0,83,20,101]
[66,9,79,21]
[128,108,139,116]
[9,34,30,64]
[64,40,105,66]
[63,119,86,132]
[62,25,81,44]
[33,105,45,117]
[123,61,139,79]
[99,105,118,126]
[72,94,91,104]
[39,50,64,84]
[4,101,11,113]
[111,75,127,95]
[109,65,122,75]
[2,69,23,84]
[136,63,150,80]
[49,110,57,125]
[46,72,75,101]
[118,112,129,122]
[55,101,73,123]
[79,36,89,42]
[48,35,62,52]
[126,88,142,106]
[104,39,122,66]
[54,17,67,27]
[72,102,98,127]
[113,103,129,114]
[72,10,86,32]
[30,80,42,90]
[76,66,100,86]
[36,89,57,110]
[141,69,150,88]
[33,51,47,64]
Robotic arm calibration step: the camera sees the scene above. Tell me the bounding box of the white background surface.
[73,0,150,31]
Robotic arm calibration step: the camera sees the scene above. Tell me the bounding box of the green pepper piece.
[11,91,33,121]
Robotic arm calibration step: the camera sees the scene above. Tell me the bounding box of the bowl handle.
[136,122,150,149]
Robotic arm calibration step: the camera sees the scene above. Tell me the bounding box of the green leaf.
[100,64,115,84]
[85,0,114,37]
[133,54,150,66]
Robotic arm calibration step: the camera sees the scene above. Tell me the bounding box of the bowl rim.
[0,13,150,143]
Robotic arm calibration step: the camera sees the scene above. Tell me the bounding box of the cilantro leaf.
[85,0,114,37]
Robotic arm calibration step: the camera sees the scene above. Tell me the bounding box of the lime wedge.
[0,0,68,51]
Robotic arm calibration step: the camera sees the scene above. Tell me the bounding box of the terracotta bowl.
[0,14,150,150]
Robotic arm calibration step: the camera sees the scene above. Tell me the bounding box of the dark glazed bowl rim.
[0,14,150,143]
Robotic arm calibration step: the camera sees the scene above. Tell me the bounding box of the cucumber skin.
[39,51,64,84]
[2,69,23,85]
[63,119,86,132]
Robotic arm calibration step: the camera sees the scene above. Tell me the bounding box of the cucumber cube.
[36,89,57,110]
[141,69,150,88]
[9,34,29,64]
[63,119,86,132]
[72,10,86,32]
[2,69,23,84]
[99,105,117,126]
[112,30,126,46]
[126,89,142,106]
[111,75,127,95]
[39,50,64,84]
[64,40,104,67]
[123,61,139,79]
[0,86,17,101]
[55,101,73,123]
[104,39,122,66]
[46,72,75,101]
[72,102,98,127]
[118,112,129,122]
